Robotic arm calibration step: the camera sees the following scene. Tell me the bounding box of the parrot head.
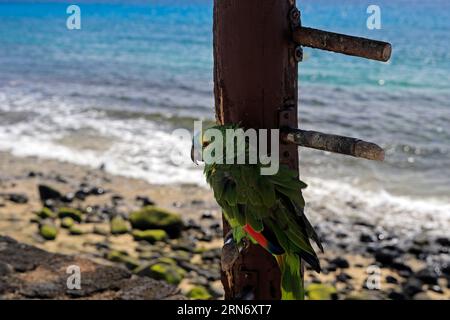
[190,124,239,164]
[191,130,210,164]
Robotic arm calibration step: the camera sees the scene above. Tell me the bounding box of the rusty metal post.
[214,0,298,299]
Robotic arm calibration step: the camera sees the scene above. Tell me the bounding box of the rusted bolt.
[289,7,300,25]
[294,46,303,62]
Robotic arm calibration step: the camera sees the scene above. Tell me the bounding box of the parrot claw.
[221,231,240,272]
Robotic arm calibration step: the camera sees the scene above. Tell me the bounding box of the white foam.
[303,177,450,234]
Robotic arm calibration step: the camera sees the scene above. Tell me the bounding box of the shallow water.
[0,1,449,217]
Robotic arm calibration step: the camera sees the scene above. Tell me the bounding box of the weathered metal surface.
[214,0,299,300]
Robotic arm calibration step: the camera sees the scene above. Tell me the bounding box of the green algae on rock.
[148,263,186,285]
[106,250,140,270]
[306,283,338,300]
[39,224,58,240]
[61,217,75,229]
[187,286,212,300]
[129,206,183,238]
[58,207,83,222]
[37,207,56,219]
[110,216,130,235]
[132,229,167,244]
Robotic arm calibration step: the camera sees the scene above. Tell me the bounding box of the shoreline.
[1,151,449,300]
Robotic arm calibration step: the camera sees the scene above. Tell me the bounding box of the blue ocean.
[0,1,449,218]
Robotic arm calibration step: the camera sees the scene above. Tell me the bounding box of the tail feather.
[277,254,304,300]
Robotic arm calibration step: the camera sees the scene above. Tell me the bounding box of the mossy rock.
[61,217,75,229]
[110,216,130,235]
[58,207,83,222]
[39,224,58,240]
[148,263,186,285]
[129,206,183,238]
[187,286,212,300]
[37,207,56,219]
[132,229,167,244]
[69,225,84,235]
[306,284,338,300]
[107,250,140,270]
[107,250,128,262]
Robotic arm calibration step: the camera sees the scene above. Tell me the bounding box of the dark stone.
[336,272,352,283]
[388,291,406,300]
[171,242,196,253]
[385,275,398,284]
[436,237,450,247]
[408,245,424,256]
[191,200,205,206]
[38,184,63,203]
[390,262,413,276]
[185,219,202,230]
[198,233,213,242]
[383,245,405,254]
[136,196,155,206]
[54,175,68,184]
[74,189,89,200]
[326,264,337,272]
[374,248,396,266]
[0,236,182,299]
[354,221,375,228]
[329,257,350,269]
[415,268,439,285]
[20,282,62,299]
[402,278,423,297]
[178,261,201,273]
[7,193,28,204]
[196,269,221,281]
[111,195,124,203]
[202,249,221,261]
[61,193,75,203]
[438,247,449,254]
[90,187,105,196]
[201,212,214,220]
[210,222,221,230]
[28,171,37,177]
[336,232,348,239]
[360,233,375,243]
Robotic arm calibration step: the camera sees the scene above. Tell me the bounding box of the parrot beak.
[191,131,203,165]
[190,142,198,165]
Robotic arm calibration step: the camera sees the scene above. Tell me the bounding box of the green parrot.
[191,124,323,300]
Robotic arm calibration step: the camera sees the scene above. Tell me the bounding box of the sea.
[0,0,449,224]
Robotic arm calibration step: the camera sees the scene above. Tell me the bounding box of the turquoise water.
[0,1,449,208]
